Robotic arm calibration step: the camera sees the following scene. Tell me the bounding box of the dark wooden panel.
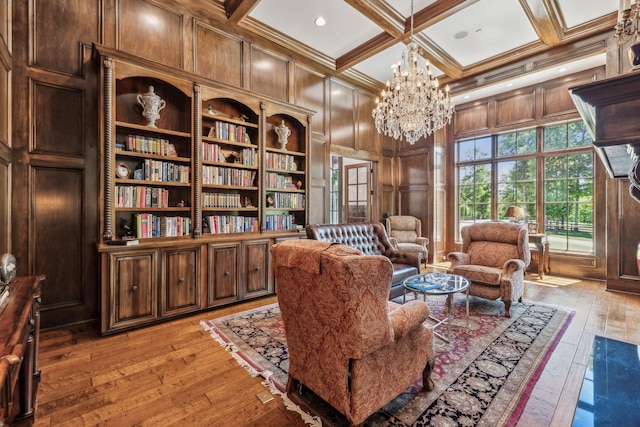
[542,84,576,117]
[33,0,99,75]
[495,91,535,127]
[118,0,183,69]
[250,47,287,101]
[329,79,355,150]
[162,247,200,316]
[0,0,8,54]
[294,65,325,135]
[356,90,377,153]
[33,167,84,307]
[32,81,84,156]
[208,243,239,305]
[398,187,429,226]
[309,133,326,180]
[0,161,7,252]
[381,155,393,186]
[308,186,326,225]
[0,57,8,146]
[243,240,270,297]
[454,103,489,135]
[194,23,242,87]
[620,179,640,278]
[398,152,430,186]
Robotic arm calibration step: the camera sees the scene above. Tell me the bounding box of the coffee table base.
[406,290,469,343]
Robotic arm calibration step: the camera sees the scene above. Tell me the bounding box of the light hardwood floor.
[32,270,640,427]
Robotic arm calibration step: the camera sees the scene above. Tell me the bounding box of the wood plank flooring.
[31,271,640,427]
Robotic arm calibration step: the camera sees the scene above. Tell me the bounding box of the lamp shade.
[505,206,525,220]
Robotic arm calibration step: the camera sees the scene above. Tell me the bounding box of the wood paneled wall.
[11,0,387,329]
[0,0,9,254]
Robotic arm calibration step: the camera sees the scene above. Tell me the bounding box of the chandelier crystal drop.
[372,0,454,145]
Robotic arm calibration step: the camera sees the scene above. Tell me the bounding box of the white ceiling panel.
[558,0,617,29]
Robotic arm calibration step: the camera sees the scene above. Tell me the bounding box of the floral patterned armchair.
[385,215,429,267]
[447,221,530,317]
[271,239,435,426]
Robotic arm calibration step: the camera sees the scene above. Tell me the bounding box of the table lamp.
[505,206,525,223]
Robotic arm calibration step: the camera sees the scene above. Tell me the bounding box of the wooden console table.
[0,275,45,426]
[528,234,550,278]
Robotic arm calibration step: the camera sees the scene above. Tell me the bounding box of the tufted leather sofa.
[306,222,420,299]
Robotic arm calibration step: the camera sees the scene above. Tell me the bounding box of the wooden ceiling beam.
[520,0,563,46]
[335,32,398,72]
[344,0,405,38]
[224,0,261,25]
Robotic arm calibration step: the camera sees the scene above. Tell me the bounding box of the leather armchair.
[447,221,530,317]
[306,222,420,299]
[271,239,435,426]
[386,215,429,267]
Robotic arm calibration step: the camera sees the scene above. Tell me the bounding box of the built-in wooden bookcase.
[112,77,194,241]
[263,112,308,232]
[94,44,312,334]
[200,96,261,235]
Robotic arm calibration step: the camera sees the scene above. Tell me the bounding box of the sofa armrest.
[416,237,429,246]
[447,252,470,269]
[389,236,399,250]
[389,300,430,339]
[502,258,526,277]
[388,250,421,269]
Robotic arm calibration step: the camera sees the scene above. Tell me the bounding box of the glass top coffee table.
[402,272,471,343]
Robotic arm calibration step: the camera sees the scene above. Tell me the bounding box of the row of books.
[265,152,299,171]
[265,172,297,189]
[205,215,258,234]
[138,159,190,183]
[267,193,306,209]
[202,166,257,187]
[117,134,178,156]
[133,214,192,238]
[207,121,248,143]
[264,214,297,231]
[116,186,170,208]
[202,143,257,166]
[202,192,243,208]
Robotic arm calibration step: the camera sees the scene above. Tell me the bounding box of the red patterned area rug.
[201,295,573,426]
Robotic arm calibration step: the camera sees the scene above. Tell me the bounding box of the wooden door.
[345,163,371,223]
[105,250,157,333]
[161,246,201,317]
[208,243,240,306]
[242,240,271,299]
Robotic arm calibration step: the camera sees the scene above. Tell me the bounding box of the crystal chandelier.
[372,0,454,145]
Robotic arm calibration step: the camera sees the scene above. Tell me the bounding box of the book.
[106,239,139,246]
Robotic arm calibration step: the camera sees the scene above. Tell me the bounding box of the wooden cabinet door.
[161,246,201,317]
[106,250,157,333]
[208,243,239,306]
[242,240,272,299]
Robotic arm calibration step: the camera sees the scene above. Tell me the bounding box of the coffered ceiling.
[174,0,618,103]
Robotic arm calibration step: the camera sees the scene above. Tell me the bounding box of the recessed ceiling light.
[506,83,513,87]
[314,16,326,26]
[558,67,567,72]
[463,95,470,99]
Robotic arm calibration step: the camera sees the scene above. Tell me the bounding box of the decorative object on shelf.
[528,223,537,234]
[115,162,131,179]
[177,200,186,207]
[226,152,241,163]
[244,134,251,144]
[614,0,640,70]
[371,0,454,145]
[0,253,17,285]
[296,180,303,190]
[239,113,249,122]
[275,120,291,150]
[137,86,166,128]
[266,194,275,207]
[120,218,134,239]
[505,206,525,223]
[207,104,223,116]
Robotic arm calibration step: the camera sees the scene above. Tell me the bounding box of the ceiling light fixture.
[372,0,454,144]
[314,16,326,26]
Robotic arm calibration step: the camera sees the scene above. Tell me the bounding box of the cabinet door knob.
[178,277,185,283]
[132,285,138,292]
[224,271,229,276]
[254,266,260,271]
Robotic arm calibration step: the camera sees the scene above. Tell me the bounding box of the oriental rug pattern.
[201,295,573,426]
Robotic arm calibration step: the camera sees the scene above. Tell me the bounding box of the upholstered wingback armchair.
[386,215,429,267]
[447,221,530,317]
[271,239,435,426]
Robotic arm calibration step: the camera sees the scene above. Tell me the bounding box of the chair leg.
[504,299,512,318]
[286,375,301,394]
[422,357,435,391]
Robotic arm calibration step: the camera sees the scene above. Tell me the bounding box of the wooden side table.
[528,233,550,278]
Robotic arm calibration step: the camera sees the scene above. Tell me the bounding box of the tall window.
[455,121,594,254]
[329,155,341,224]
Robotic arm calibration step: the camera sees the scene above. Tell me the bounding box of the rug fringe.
[200,320,323,426]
